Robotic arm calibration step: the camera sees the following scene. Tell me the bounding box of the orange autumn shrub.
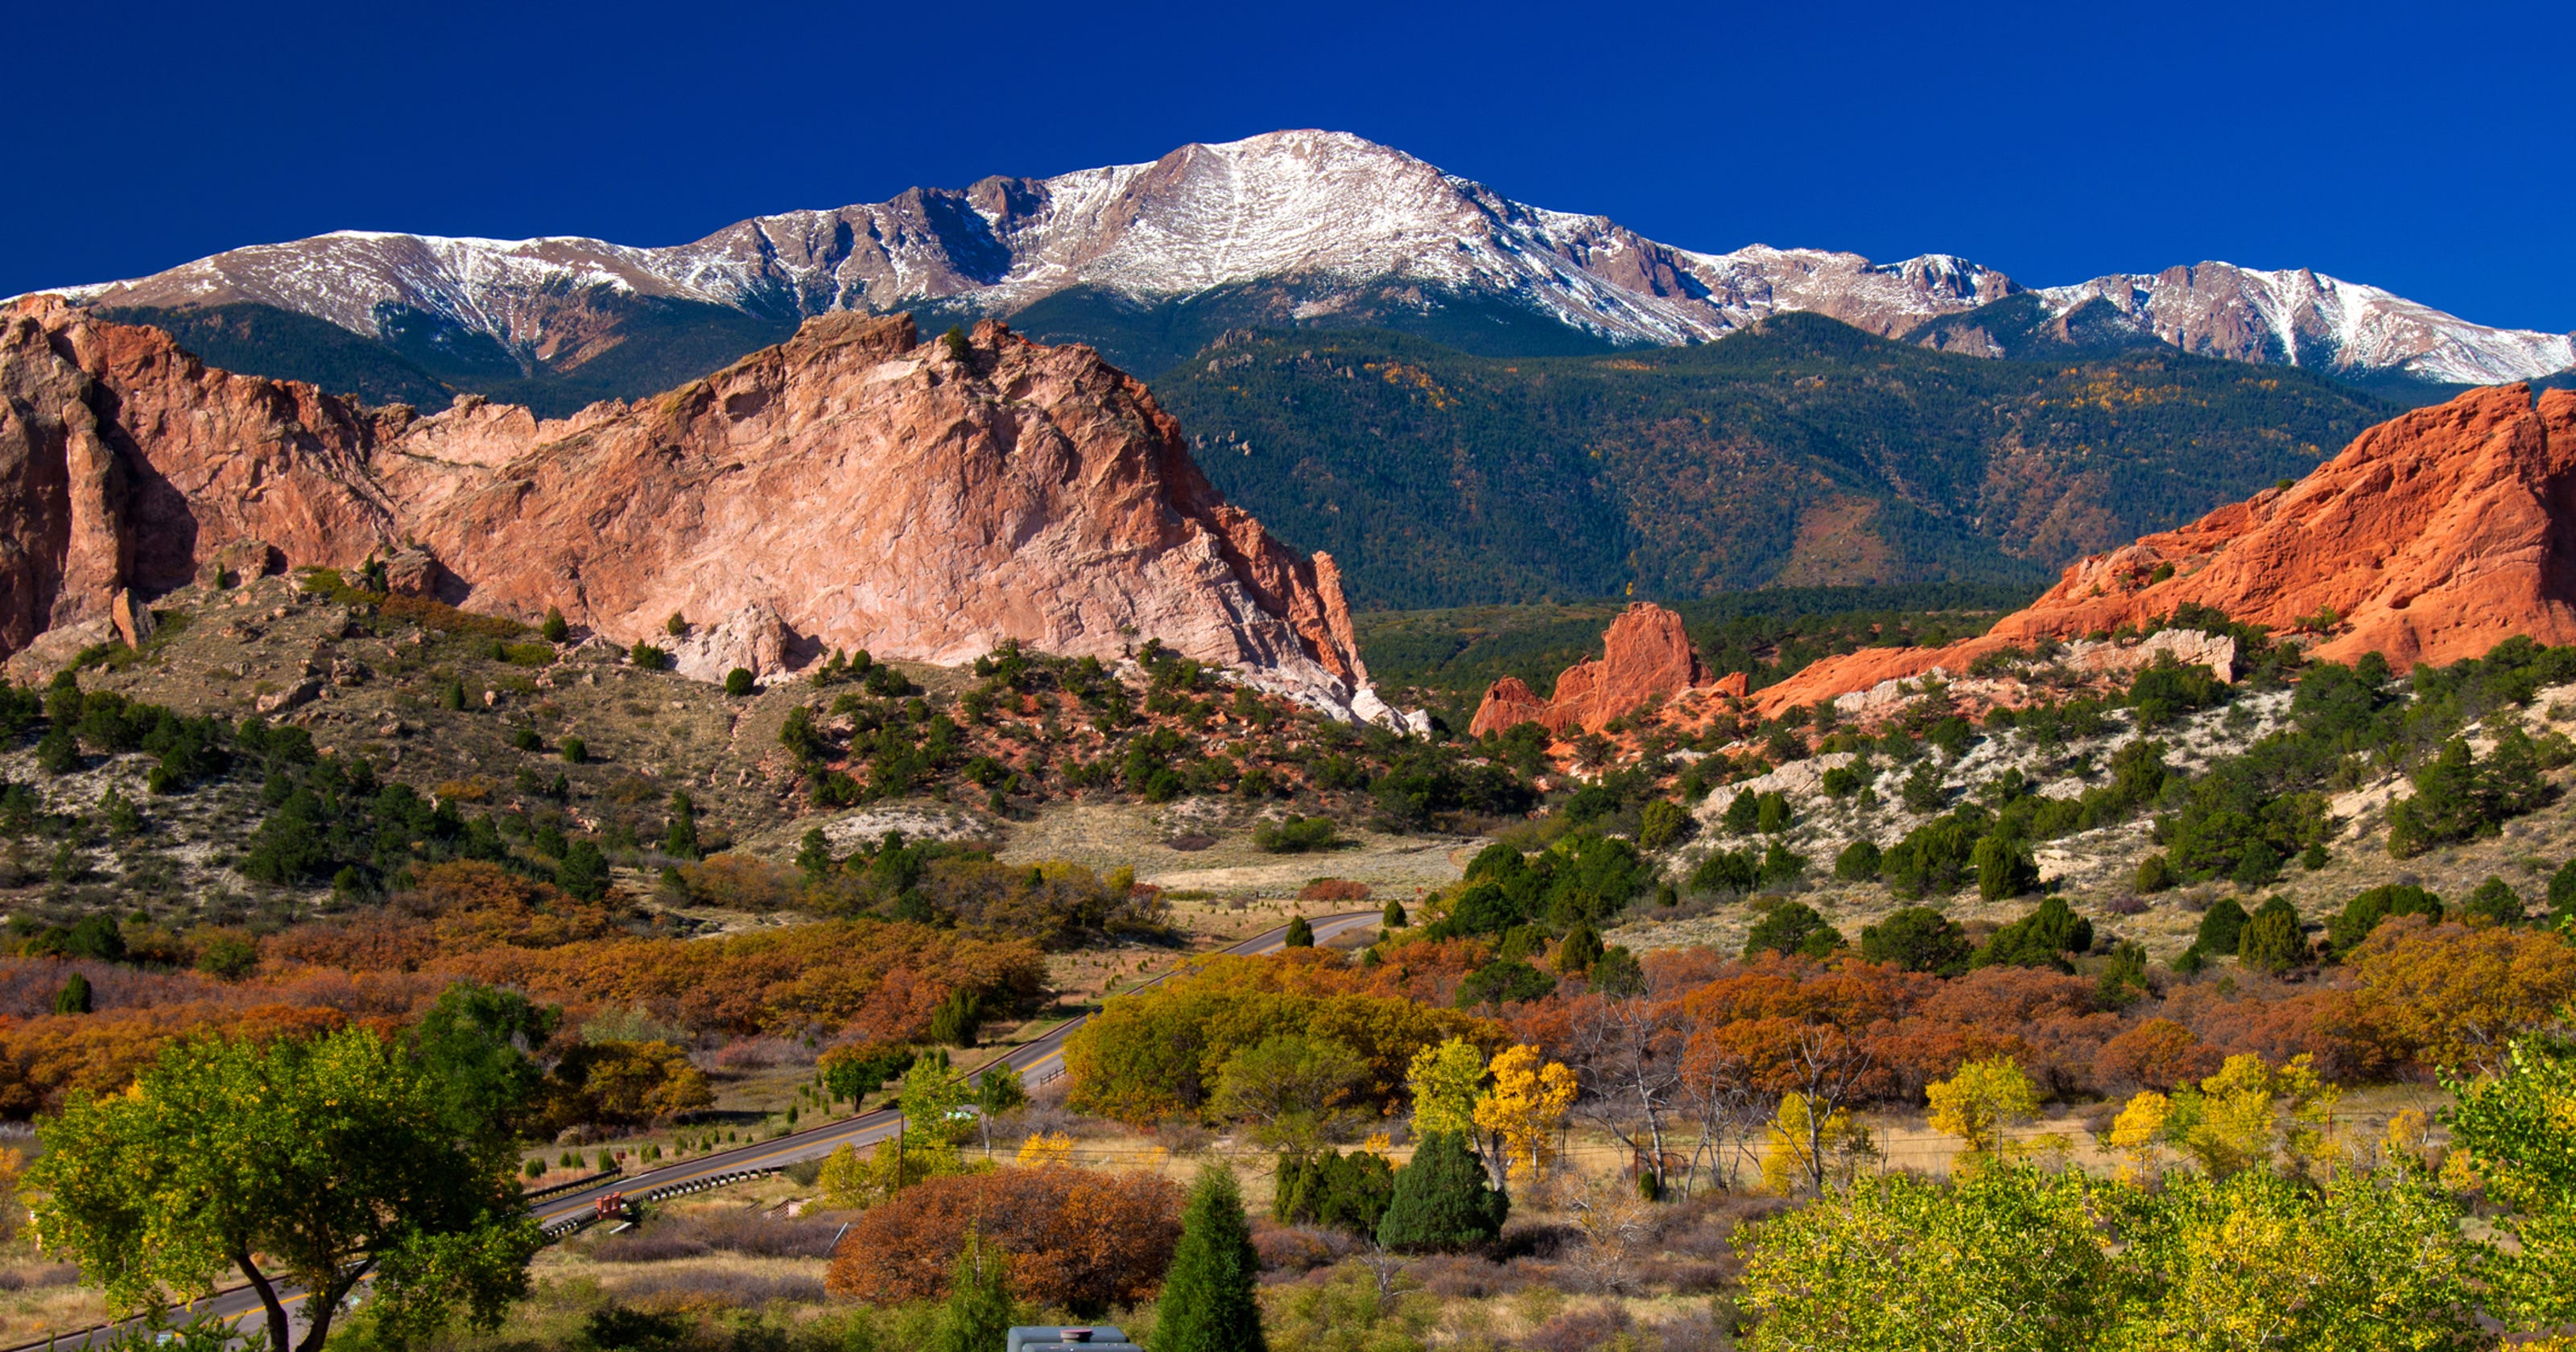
[824,1164,1183,1314]
[429,919,1046,1040]
[2344,916,2576,1075]
[0,1001,347,1115]
[2094,1016,2223,1091]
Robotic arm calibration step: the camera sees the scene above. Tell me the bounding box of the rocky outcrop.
[667,603,791,684]
[0,298,1387,719]
[1753,384,2576,714]
[1468,603,1715,737]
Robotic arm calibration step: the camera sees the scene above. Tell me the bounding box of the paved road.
[14,911,1385,1350]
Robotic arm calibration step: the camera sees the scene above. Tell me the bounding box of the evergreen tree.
[556,839,609,901]
[2238,898,2306,973]
[36,725,78,775]
[539,607,569,643]
[1972,835,2039,900]
[1589,945,1646,997]
[1975,896,2092,971]
[1157,1164,1265,1352]
[2194,897,2250,957]
[663,791,700,859]
[928,989,984,1046]
[1553,922,1604,975]
[1382,899,1408,928]
[1282,915,1314,948]
[54,971,91,1016]
[1860,905,1972,976]
[2550,857,2576,926]
[2461,876,2529,927]
[1743,901,1843,959]
[1376,1131,1509,1252]
[931,1227,1013,1352]
[796,828,832,882]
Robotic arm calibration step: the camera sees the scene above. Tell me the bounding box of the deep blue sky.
[10,0,2572,332]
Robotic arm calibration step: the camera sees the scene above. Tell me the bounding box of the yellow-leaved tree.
[1925,1056,2041,1171]
[1473,1043,1575,1189]
[1406,1036,1488,1139]
[1759,1093,1868,1194]
[2107,1090,2173,1185]
[2166,1053,2340,1177]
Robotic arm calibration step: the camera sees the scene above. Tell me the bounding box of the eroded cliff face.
[1468,603,1732,737]
[1752,382,2576,714]
[0,298,1384,718]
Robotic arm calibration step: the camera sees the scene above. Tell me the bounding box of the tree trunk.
[233,1253,291,1352]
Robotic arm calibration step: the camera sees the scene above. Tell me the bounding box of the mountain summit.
[30,131,2570,405]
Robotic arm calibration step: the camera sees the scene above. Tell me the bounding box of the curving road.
[14,911,1384,1351]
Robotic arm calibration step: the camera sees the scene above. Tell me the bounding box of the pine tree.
[1376,1131,1509,1252]
[1553,922,1604,975]
[931,1227,1013,1352]
[1156,1164,1265,1352]
[54,971,91,1016]
[1381,899,1408,928]
[2237,899,2306,973]
[663,790,700,859]
[1282,915,1314,948]
[929,989,984,1046]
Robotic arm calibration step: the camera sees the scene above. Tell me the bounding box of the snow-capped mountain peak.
[26,130,2573,388]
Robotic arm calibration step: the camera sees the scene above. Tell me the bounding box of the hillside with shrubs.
[4,541,2576,1350]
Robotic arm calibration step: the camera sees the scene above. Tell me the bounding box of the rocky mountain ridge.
[0,296,1395,721]
[1754,381,2576,714]
[1458,382,2576,738]
[26,131,2568,390]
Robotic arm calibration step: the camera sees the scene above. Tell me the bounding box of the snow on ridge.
[2037,261,2576,385]
[22,130,2569,385]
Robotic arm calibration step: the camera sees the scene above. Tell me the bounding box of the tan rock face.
[0,299,1381,715]
[1752,383,2576,714]
[1468,603,1713,736]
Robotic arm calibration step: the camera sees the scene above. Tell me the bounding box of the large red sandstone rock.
[1468,602,1713,736]
[0,298,1381,714]
[1753,383,2576,714]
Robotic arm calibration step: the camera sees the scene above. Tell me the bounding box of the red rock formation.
[1468,677,1552,736]
[1753,383,2576,714]
[0,298,1382,715]
[1468,603,1714,736]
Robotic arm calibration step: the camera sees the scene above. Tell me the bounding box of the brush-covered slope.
[1154,316,2398,608]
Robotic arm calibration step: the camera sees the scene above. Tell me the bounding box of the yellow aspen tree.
[2107,1090,2172,1185]
[1016,1131,1074,1166]
[2172,1053,2342,1177]
[1925,1056,2041,1169]
[1406,1036,1488,1138]
[1759,1093,1862,1194]
[1474,1043,1575,1187]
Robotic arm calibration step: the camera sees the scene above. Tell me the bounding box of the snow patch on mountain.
[22,130,2573,386]
[2040,262,2576,385]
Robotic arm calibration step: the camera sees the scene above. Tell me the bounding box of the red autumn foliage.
[824,1164,1184,1314]
[2092,1016,2224,1091]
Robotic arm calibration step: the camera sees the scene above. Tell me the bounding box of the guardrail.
[522,1167,624,1202]
[538,1165,786,1240]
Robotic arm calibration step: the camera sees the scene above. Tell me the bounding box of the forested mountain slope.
[1157,315,2398,609]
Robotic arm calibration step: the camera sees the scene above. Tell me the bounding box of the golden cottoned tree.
[29,1026,541,1352]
